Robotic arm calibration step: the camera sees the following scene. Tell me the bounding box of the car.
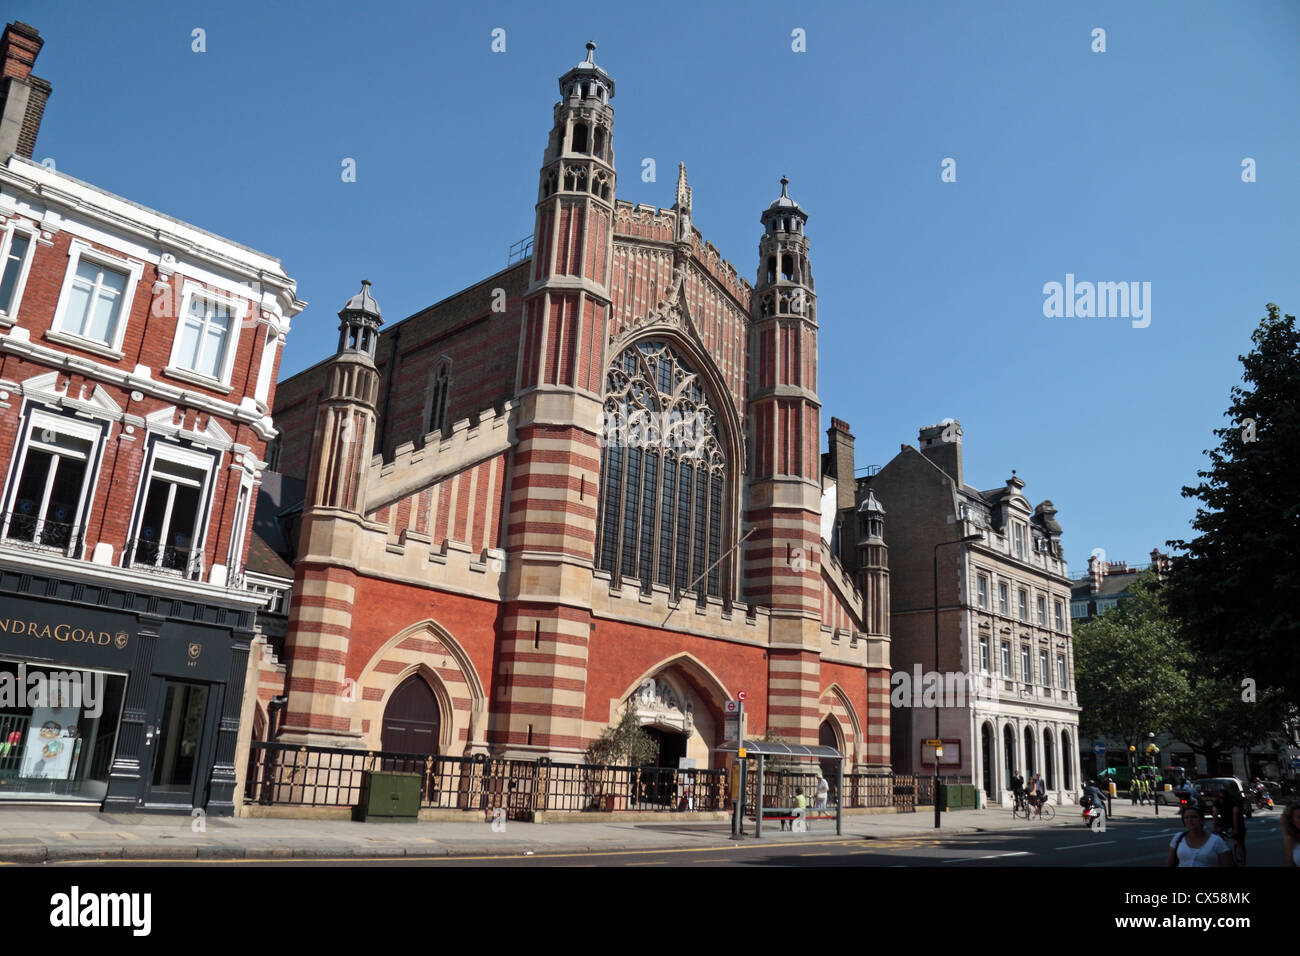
[1193,777,1253,819]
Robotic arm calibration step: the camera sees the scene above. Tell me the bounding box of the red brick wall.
[272,262,529,479]
[0,222,274,577]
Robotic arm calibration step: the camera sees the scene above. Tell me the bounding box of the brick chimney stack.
[0,22,50,160]
[826,417,856,512]
[917,419,963,488]
[1088,552,1106,594]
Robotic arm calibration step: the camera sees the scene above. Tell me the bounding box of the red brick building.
[264,45,890,772]
[0,22,303,814]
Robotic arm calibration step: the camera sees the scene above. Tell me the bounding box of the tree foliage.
[1073,571,1190,745]
[1165,304,1300,694]
[1167,669,1290,765]
[584,704,658,767]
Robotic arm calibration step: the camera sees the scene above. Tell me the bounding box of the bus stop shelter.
[716,739,844,837]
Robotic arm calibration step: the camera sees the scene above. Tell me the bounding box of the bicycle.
[1011,792,1031,820]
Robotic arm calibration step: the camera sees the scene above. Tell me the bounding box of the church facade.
[262,45,891,772]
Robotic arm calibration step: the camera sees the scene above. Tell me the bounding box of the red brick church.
[259,44,892,772]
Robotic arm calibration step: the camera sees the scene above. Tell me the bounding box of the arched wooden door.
[381,675,441,756]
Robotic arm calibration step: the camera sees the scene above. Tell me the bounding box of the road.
[52,813,1282,866]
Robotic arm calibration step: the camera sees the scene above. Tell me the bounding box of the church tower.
[500,43,617,758]
[747,180,824,745]
[278,281,383,745]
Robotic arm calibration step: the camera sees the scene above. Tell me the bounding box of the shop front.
[0,566,255,816]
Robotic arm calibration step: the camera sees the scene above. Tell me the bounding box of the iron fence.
[244,742,919,816]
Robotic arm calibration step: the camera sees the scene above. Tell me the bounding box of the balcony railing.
[126,538,204,580]
[0,511,84,558]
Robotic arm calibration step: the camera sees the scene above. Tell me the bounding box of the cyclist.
[1031,773,1047,817]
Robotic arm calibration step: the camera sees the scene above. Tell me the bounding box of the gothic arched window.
[596,341,730,600]
[424,362,450,436]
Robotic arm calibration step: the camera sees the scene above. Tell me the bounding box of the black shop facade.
[0,553,259,816]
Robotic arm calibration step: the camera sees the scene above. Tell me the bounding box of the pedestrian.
[1033,772,1047,816]
[1011,769,1024,809]
[1282,802,1299,867]
[1213,782,1248,866]
[1167,805,1232,867]
[815,772,829,812]
[792,787,808,831]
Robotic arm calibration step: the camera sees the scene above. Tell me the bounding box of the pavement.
[0,800,1181,863]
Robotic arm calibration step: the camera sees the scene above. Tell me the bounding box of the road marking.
[942,851,1030,862]
[800,852,832,857]
[1057,841,1114,849]
[1137,833,1176,841]
[626,861,668,866]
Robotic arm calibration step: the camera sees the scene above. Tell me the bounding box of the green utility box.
[353,771,421,822]
[939,783,977,810]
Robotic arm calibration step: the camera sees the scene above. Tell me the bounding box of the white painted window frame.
[48,239,144,359]
[226,472,255,577]
[127,440,218,575]
[164,280,248,389]
[0,220,38,324]
[0,407,105,557]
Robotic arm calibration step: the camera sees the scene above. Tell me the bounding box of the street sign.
[738,747,747,758]
[934,748,944,758]
[1093,742,1106,757]
[923,738,943,747]
[724,700,739,714]
[737,691,746,702]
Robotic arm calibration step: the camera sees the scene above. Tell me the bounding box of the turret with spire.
[745,177,824,747]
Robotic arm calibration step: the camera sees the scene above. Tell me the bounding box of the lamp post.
[933,531,984,829]
[1148,733,1159,816]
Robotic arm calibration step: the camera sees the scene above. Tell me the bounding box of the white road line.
[1137,832,1178,840]
[941,851,1031,862]
[1057,841,1115,849]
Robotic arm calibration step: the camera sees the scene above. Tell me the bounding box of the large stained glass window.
[596,341,729,600]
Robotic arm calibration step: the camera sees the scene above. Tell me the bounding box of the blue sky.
[18,0,1300,575]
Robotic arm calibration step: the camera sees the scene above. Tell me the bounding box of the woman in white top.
[1166,805,1232,867]
[1283,802,1299,867]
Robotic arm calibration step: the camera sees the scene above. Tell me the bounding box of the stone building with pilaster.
[863,420,1080,804]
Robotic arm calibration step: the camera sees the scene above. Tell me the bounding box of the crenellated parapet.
[366,400,515,515]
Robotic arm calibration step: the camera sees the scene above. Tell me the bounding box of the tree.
[1167,668,1290,771]
[584,704,657,767]
[1073,571,1190,750]
[1166,304,1300,694]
